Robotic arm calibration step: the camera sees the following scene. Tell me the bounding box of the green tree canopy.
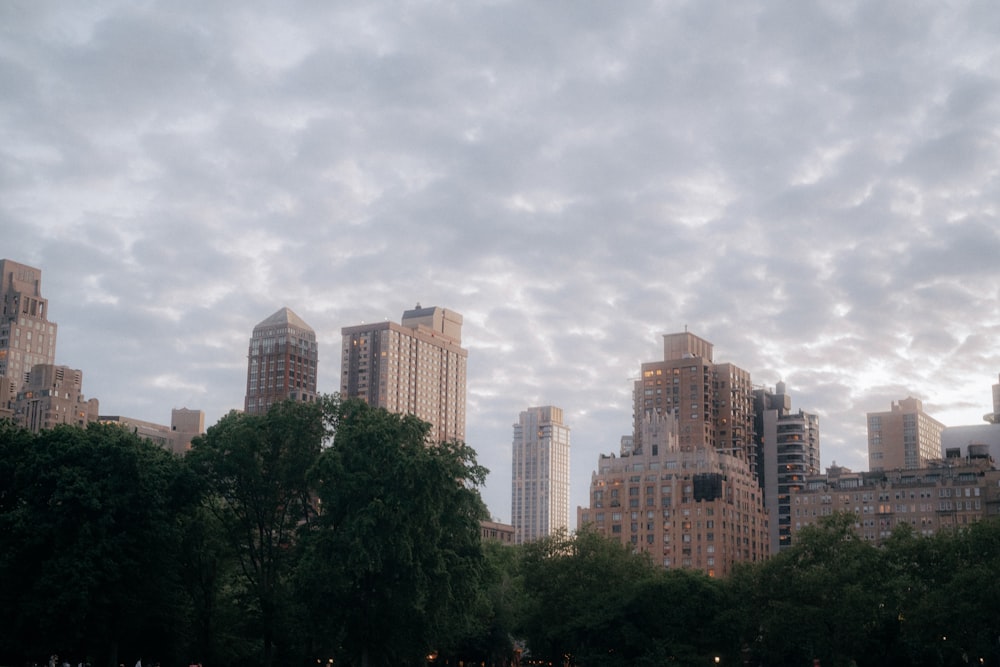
[295,398,489,667]
[0,421,198,667]
[186,398,328,667]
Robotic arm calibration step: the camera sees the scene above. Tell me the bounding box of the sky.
[3,1,1000,524]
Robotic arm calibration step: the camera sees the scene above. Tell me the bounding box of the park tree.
[294,398,488,667]
[729,512,892,667]
[0,421,198,667]
[621,567,731,666]
[884,519,1000,666]
[516,526,662,666]
[442,538,524,666]
[187,398,328,667]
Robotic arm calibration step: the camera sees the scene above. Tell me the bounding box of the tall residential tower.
[511,406,571,544]
[753,382,820,553]
[1,259,57,385]
[341,305,467,444]
[633,332,755,472]
[244,308,319,415]
[867,397,944,471]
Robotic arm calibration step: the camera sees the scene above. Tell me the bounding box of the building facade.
[481,519,516,545]
[511,406,571,544]
[867,397,945,471]
[341,305,467,444]
[790,454,1000,546]
[578,412,768,577]
[941,373,1000,464]
[99,407,205,454]
[0,259,57,386]
[13,364,99,432]
[753,382,821,553]
[244,307,319,415]
[633,332,756,474]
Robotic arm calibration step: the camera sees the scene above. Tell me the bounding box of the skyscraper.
[633,331,755,472]
[577,411,768,576]
[867,397,944,471]
[0,259,57,385]
[341,305,467,444]
[753,381,820,553]
[244,307,318,415]
[511,406,571,544]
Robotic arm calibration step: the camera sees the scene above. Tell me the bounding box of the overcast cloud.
[3,0,1000,522]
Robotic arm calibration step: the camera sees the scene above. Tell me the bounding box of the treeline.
[0,398,490,667]
[517,515,1000,667]
[2,399,999,667]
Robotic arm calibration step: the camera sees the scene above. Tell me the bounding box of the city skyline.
[3,3,1000,523]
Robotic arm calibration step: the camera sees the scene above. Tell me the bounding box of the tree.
[294,398,488,667]
[187,398,327,667]
[729,512,890,667]
[0,421,197,667]
[443,538,523,666]
[622,568,731,666]
[516,526,661,666]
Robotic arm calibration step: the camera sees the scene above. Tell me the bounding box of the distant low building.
[481,519,515,545]
[941,373,1000,464]
[0,374,17,421]
[578,412,768,577]
[790,453,1000,546]
[100,407,205,454]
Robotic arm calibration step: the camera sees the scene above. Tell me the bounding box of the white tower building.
[511,406,571,544]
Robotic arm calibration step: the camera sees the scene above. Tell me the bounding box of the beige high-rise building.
[341,305,467,444]
[867,397,945,471]
[634,332,756,472]
[244,307,319,415]
[13,363,99,432]
[0,259,57,386]
[578,412,768,577]
[511,406,571,544]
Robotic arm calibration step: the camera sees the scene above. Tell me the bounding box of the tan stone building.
[790,453,1000,546]
[867,397,945,471]
[244,307,319,415]
[1,259,57,386]
[481,519,516,545]
[578,412,768,577]
[341,305,467,444]
[634,332,756,474]
[99,407,205,454]
[13,363,99,432]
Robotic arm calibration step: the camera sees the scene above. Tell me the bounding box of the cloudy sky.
[3,1,1000,522]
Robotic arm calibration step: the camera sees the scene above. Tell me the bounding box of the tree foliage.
[295,398,489,667]
[516,526,730,666]
[7,411,1000,667]
[0,420,198,667]
[186,398,328,667]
